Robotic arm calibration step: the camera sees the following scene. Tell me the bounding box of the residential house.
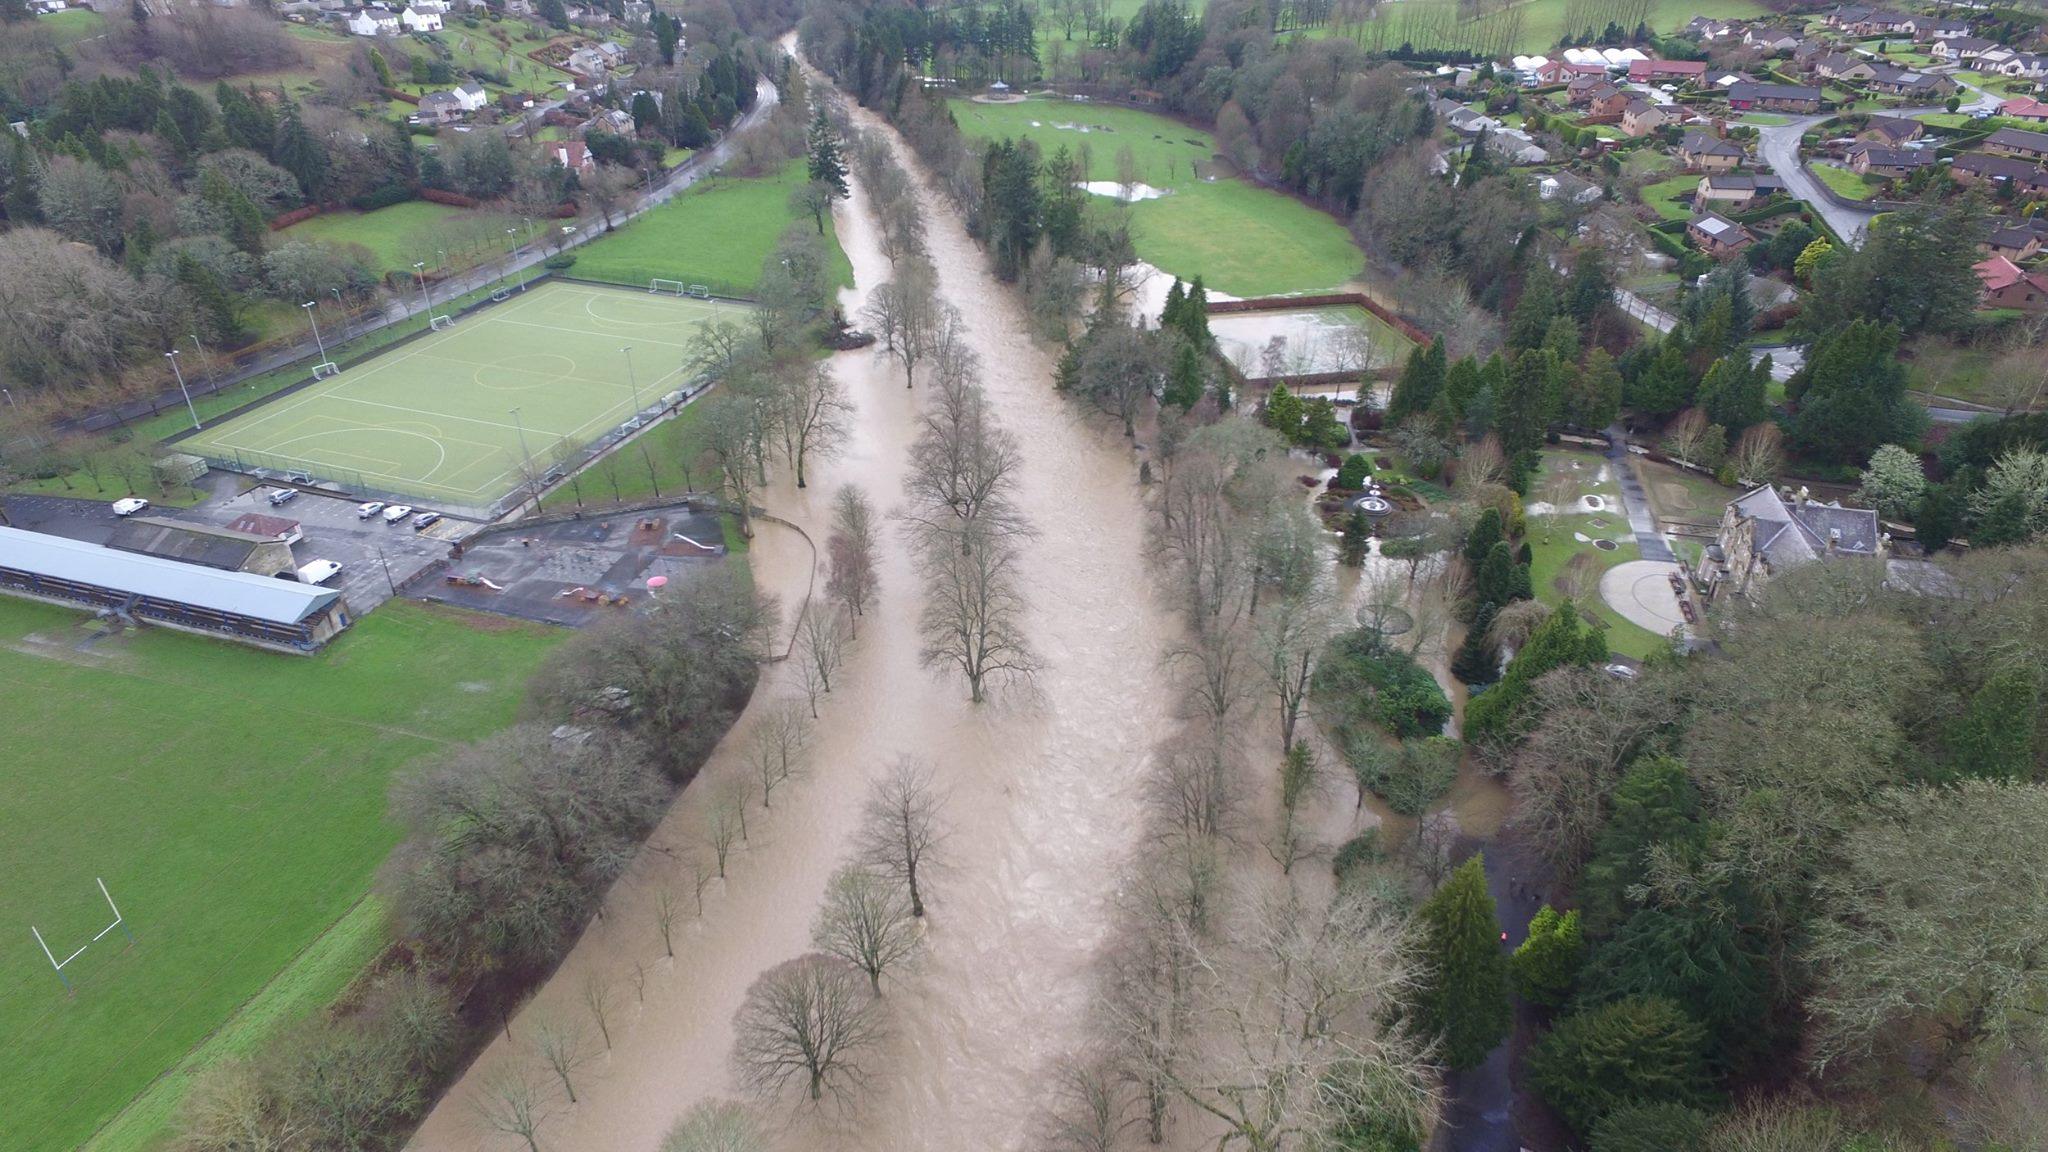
[1829,7,1917,37]
[1983,218,2046,260]
[1862,115,1924,144]
[1620,98,1672,138]
[1678,131,1746,170]
[1949,151,2044,186]
[1566,74,1609,105]
[1729,82,1823,113]
[548,139,596,173]
[1846,142,1935,177]
[1973,254,2048,311]
[1682,16,1739,40]
[1695,485,1884,601]
[452,80,488,111]
[566,44,614,76]
[1534,59,1607,86]
[1793,39,1830,69]
[414,90,465,123]
[1587,85,1631,117]
[1696,172,1785,208]
[1812,53,1876,82]
[1920,18,1973,42]
[1627,58,1709,85]
[1995,54,2048,80]
[1973,46,2019,72]
[1535,170,1603,203]
[399,4,440,29]
[409,0,449,10]
[2002,96,2048,123]
[1688,211,1756,257]
[1484,128,1550,165]
[1931,35,1997,62]
[1985,127,2048,160]
[346,7,398,33]
[1744,27,1806,55]
[1864,65,1952,97]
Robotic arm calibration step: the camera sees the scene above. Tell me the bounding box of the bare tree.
[1660,408,1722,472]
[661,1099,766,1152]
[862,261,944,388]
[1036,1053,1134,1152]
[1268,741,1332,876]
[472,1064,554,1152]
[732,954,884,1106]
[583,164,639,230]
[1255,564,1336,758]
[1731,421,1785,488]
[706,794,744,879]
[919,521,1040,703]
[177,1059,306,1152]
[1166,622,1256,745]
[772,361,850,489]
[1147,730,1244,849]
[901,374,1030,553]
[747,698,813,807]
[695,394,764,539]
[580,972,615,1050]
[856,757,946,919]
[827,484,879,636]
[655,884,679,958]
[532,1014,592,1105]
[812,865,922,993]
[796,602,846,701]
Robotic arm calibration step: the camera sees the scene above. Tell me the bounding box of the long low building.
[0,525,351,652]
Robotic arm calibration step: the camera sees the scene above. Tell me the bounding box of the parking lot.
[3,480,466,615]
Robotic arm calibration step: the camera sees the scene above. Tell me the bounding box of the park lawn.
[1810,162,1879,200]
[278,201,521,277]
[1640,174,1699,221]
[949,95,1363,295]
[1635,457,1737,525]
[1528,514,1666,659]
[0,598,564,1152]
[570,158,855,297]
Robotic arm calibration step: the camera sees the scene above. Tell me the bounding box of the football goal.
[650,278,688,296]
[312,362,341,379]
[430,314,456,331]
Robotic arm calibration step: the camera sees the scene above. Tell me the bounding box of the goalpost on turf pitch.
[31,878,134,994]
[649,278,688,296]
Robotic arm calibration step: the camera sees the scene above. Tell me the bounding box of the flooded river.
[404,63,1180,1152]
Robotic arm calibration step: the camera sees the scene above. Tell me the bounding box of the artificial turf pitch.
[183,280,738,508]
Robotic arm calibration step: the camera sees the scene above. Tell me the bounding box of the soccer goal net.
[430,314,456,331]
[312,362,341,379]
[650,278,688,296]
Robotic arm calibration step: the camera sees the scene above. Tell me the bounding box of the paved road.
[56,77,781,438]
[1605,424,1677,562]
[1753,73,2000,250]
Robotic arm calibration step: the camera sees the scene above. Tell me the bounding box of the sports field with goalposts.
[183,280,741,508]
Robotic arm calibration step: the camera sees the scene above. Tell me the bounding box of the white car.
[297,559,343,585]
[381,504,414,524]
[356,501,386,520]
[111,497,150,517]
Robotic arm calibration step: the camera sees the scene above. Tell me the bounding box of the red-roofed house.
[1973,255,2048,311]
[548,140,596,174]
[2002,96,2048,123]
[1629,58,1709,83]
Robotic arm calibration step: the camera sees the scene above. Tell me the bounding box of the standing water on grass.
[403,61,1180,1152]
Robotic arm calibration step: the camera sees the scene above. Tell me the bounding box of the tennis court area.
[184,281,739,508]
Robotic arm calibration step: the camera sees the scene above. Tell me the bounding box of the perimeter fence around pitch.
[185,275,750,522]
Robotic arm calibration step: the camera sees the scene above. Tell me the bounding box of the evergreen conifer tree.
[1417,855,1512,1069]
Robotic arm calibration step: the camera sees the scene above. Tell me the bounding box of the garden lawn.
[948,96,1364,296]
[1640,174,1700,221]
[571,158,854,297]
[277,201,520,276]
[38,7,104,42]
[0,598,563,1152]
[1809,161,1879,201]
[1526,450,1666,659]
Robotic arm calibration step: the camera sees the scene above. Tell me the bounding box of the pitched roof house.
[1728,82,1823,113]
[1695,485,1884,601]
[1678,131,1746,170]
[1985,127,2048,160]
[1847,142,1935,177]
[1620,98,1672,137]
[1974,254,2048,311]
[1688,212,1756,257]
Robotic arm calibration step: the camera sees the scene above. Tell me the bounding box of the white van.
[111,497,150,517]
[297,559,343,585]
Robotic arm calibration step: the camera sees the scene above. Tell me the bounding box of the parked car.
[356,501,385,519]
[266,487,298,507]
[297,559,343,585]
[381,504,414,523]
[111,497,150,517]
[411,511,441,531]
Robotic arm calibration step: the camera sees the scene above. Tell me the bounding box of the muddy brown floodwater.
[404,64,1180,1152]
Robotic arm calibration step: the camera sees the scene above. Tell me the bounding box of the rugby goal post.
[650,278,688,296]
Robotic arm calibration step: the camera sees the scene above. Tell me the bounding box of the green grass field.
[1640,174,1700,221]
[277,202,522,277]
[572,158,856,297]
[1809,161,1880,201]
[948,96,1364,296]
[37,7,105,42]
[182,281,741,507]
[0,598,562,1152]
[1527,450,1666,659]
[1353,0,1764,54]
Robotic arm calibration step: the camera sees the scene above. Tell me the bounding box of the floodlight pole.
[1,387,14,410]
[165,350,201,432]
[413,261,435,324]
[302,301,330,367]
[620,346,643,416]
[518,217,535,291]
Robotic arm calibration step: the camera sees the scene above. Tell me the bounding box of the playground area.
[418,503,732,626]
[181,281,741,510]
